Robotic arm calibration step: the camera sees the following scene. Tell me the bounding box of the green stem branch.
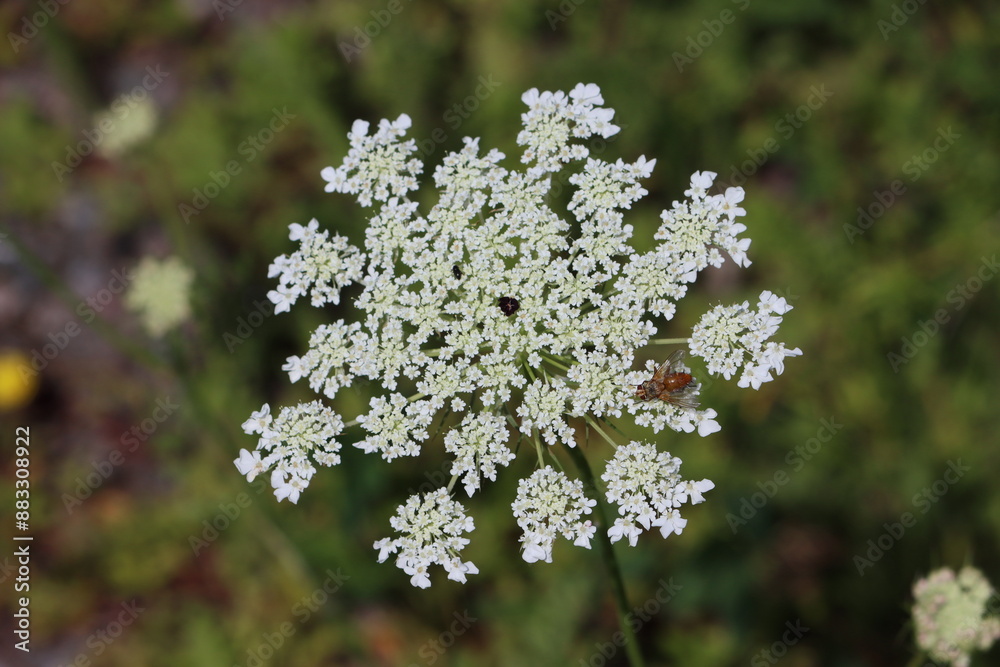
[564,443,646,667]
[534,430,545,467]
[585,415,618,449]
[541,351,570,371]
[5,232,167,373]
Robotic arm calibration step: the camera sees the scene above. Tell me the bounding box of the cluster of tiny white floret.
[517,83,619,178]
[354,393,438,461]
[658,170,752,279]
[689,290,803,390]
[236,402,343,504]
[374,489,478,589]
[912,566,1000,667]
[511,466,598,563]
[444,413,515,496]
[266,220,365,313]
[320,114,422,207]
[236,83,801,586]
[602,442,715,546]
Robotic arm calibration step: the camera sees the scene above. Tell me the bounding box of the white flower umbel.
[517,83,620,178]
[511,466,597,563]
[238,83,801,586]
[237,401,343,503]
[602,441,715,546]
[354,393,439,461]
[689,290,803,390]
[267,219,365,313]
[321,114,422,207]
[912,566,1000,667]
[656,170,751,280]
[374,489,478,589]
[444,412,516,496]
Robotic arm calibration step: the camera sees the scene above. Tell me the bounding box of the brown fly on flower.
[634,349,699,409]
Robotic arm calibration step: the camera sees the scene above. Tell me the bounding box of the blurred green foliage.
[2,0,1000,665]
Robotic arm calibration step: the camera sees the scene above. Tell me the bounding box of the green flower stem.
[565,442,646,667]
[648,337,689,345]
[5,232,167,373]
[15,229,319,595]
[541,351,570,371]
[534,430,545,467]
[585,415,619,449]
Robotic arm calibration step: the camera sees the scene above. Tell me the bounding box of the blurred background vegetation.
[1,0,999,665]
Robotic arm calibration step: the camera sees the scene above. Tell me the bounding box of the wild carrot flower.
[237,84,800,586]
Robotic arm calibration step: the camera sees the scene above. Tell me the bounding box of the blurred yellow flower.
[0,349,38,411]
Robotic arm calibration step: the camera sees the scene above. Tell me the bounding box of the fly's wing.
[660,349,700,410]
[652,349,687,381]
[664,390,700,410]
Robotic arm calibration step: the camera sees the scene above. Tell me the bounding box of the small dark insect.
[452,265,462,279]
[498,296,520,316]
[634,349,699,409]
